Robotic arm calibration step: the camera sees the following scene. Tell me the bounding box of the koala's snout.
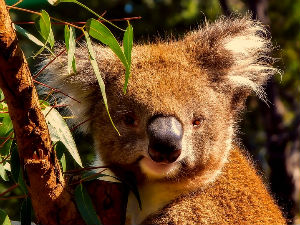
[147,115,183,163]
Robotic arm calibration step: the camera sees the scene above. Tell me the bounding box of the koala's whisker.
[70,116,95,132]
[63,165,111,175]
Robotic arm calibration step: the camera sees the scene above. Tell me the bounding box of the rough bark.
[0,2,128,224]
[0,1,83,224]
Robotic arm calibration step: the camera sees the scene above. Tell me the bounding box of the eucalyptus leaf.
[123,24,133,93]
[75,183,102,225]
[64,25,77,74]
[0,111,13,156]
[42,106,82,167]
[59,0,123,31]
[0,209,11,225]
[86,19,129,70]
[35,10,54,47]
[84,31,120,135]
[14,24,44,46]
[10,143,20,182]
[123,23,133,67]
[0,162,9,181]
[33,10,55,57]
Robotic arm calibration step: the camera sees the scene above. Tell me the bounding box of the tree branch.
[0,1,83,224]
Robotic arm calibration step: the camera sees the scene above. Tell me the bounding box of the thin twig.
[0,151,12,164]
[13,16,142,25]
[0,184,19,198]
[64,165,110,174]
[7,6,82,29]
[0,131,13,148]
[33,79,80,103]
[0,194,27,200]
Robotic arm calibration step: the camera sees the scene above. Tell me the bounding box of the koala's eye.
[192,117,204,127]
[123,114,138,127]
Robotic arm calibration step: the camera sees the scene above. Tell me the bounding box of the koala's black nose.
[147,115,183,163]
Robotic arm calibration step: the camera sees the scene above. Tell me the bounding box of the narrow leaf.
[0,162,9,181]
[123,23,133,67]
[21,198,32,225]
[47,0,60,6]
[0,209,11,225]
[64,25,70,50]
[15,25,47,47]
[64,25,77,74]
[84,31,120,135]
[33,10,55,57]
[122,23,133,93]
[86,19,129,70]
[123,68,131,94]
[10,142,20,182]
[75,183,102,225]
[59,0,124,31]
[42,106,82,167]
[55,142,67,172]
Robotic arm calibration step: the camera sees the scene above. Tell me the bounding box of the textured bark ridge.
[0,1,127,224]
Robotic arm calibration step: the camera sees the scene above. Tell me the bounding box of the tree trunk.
[0,1,86,224]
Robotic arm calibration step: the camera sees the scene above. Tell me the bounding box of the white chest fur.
[126,182,183,225]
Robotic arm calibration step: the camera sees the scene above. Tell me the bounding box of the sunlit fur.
[41,16,285,224]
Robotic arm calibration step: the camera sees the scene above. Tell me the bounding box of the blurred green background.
[1,0,299,224]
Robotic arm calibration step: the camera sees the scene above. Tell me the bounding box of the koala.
[42,16,286,224]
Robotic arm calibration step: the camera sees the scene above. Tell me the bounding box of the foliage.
[1,0,299,223]
[0,0,133,223]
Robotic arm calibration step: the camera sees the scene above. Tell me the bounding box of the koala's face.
[47,17,276,184]
[91,42,236,183]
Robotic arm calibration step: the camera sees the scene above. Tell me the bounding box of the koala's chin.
[139,157,181,179]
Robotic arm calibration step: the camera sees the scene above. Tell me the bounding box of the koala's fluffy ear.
[184,16,279,102]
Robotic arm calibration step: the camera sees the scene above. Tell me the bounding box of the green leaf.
[75,183,102,225]
[14,24,52,50]
[0,89,4,101]
[84,31,120,135]
[0,97,13,156]
[64,25,70,50]
[64,25,77,74]
[55,141,67,172]
[47,0,60,6]
[33,10,55,57]
[0,209,11,225]
[59,0,124,31]
[42,106,82,167]
[21,198,32,225]
[36,10,54,47]
[0,162,9,181]
[123,24,133,93]
[123,68,131,94]
[60,153,66,172]
[0,113,13,156]
[123,23,133,67]
[86,19,129,70]
[10,142,20,182]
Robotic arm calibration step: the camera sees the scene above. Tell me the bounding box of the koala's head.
[44,16,277,185]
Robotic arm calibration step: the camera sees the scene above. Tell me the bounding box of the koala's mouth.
[139,156,180,178]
